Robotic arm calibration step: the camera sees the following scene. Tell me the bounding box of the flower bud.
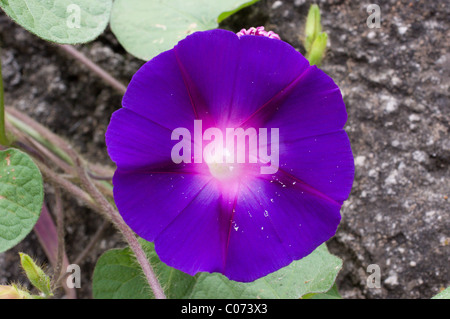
[19,253,52,297]
[0,285,30,299]
[304,4,322,53]
[306,32,328,66]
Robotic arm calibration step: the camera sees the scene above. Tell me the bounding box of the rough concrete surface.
[0,0,448,298]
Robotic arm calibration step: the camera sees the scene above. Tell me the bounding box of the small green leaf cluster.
[1,253,53,299]
[304,4,328,66]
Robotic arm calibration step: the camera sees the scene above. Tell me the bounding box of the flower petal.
[122,49,195,130]
[224,176,341,282]
[249,65,354,202]
[277,130,354,203]
[106,108,177,170]
[261,66,348,138]
[228,35,309,127]
[113,169,212,242]
[154,180,237,276]
[173,29,309,128]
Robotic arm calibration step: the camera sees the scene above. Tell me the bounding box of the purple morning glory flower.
[106,28,354,282]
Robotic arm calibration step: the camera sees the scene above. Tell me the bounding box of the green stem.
[0,56,10,146]
[6,113,73,165]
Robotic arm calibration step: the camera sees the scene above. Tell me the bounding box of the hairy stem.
[34,204,76,299]
[52,187,65,290]
[71,153,166,299]
[24,133,75,175]
[58,45,127,95]
[6,110,73,165]
[36,162,97,212]
[6,107,114,187]
[0,54,10,146]
[73,220,109,265]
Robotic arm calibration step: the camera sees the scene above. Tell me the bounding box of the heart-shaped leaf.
[0,0,112,44]
[0,148,43,252]
[110,0,261,61]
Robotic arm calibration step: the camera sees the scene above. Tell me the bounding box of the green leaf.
[110,0,261,61]
[217,0,260,23]
[187,244,342,299]
[432,287,450,299]
[19,253,52,297]
[92,241,196,299]
[0,148,43,253]
[0,0,112,44]
[302,284,342,299]
[93,241,342,299]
